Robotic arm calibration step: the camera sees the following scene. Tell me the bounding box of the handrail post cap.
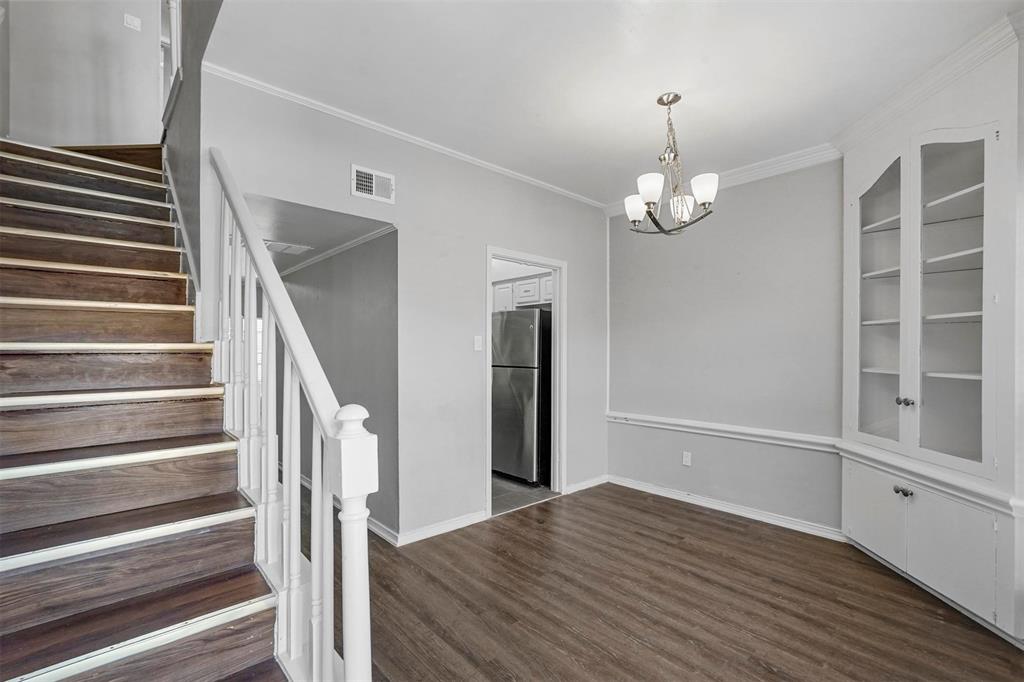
[336,404,370,436]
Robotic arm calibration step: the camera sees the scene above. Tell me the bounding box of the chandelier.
[623,92,719,235]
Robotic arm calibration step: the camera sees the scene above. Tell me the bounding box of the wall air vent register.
[351,164,396,204]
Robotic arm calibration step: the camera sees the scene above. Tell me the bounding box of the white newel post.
[326,404,379,682]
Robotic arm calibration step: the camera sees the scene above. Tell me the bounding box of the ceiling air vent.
[263,239,315,255]
[351,164,395,204]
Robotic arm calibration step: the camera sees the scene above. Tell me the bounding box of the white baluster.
[287,377,303,658]
[329,404,379,682]
[245,261,261,492]
[214,193,231,383]
[320,450,336,681]
[231,233,245,432]
[309,427,324,681]
[261,306,280,566]
[278,354,294,655]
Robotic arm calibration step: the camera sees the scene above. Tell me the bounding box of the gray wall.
[284,232,400,531]
[0,0,9,136]
[609,161,844,528]
[200,74,608,534]
[8,0,161,144]
[165,0,222,283]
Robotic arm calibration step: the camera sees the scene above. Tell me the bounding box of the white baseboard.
[367,516,400,546]
[562,474,610,494]
[607,475,846,543]
[397,510,489,546]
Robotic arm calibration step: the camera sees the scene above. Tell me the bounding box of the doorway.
[485,247,567,517]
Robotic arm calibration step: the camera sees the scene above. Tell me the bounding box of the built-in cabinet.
[840,30,1020,645]
[493,273,553,312]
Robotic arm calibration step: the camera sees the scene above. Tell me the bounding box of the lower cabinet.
[842,459,997,624]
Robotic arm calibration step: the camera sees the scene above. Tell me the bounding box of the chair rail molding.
[606,411,840,454]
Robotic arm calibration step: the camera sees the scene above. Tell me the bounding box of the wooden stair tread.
[0,432,236,470]
[0,225,180,251]
[0,341,211,353]
[0,197,176,227]
[0,489,249,558]
[0,566,271,679]
[0,175,173,208]
[0,140,164,182]
[0,152,167,189]
[0,384,222,407]
[218,658,289,682]
[0,256,186,279]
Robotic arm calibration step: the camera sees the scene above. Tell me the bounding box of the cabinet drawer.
[514,278,540,304]
[842,460,907,570]
[906,487,996,622]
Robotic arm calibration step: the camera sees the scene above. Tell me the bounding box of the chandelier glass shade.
[624,92,719,235]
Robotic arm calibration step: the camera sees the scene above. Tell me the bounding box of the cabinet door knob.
[903,398,915,406]
[895,396,903,405]
[893,484,902,495]
[903,488,914,497]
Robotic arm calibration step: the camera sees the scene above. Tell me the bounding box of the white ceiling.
[209,1,1022,206]
[245,194,392,273]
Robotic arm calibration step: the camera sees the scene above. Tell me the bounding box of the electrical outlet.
[123,13,142,31]
[682,451,692,467]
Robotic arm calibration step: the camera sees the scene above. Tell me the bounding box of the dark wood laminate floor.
[364,483,1023,682]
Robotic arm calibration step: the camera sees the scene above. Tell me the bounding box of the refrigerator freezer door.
[491,366,538,482]
[492,309,540,368]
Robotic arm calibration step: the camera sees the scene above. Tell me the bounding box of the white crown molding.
[718,143,841,190]
[602,142,841,217]
[201,61,606,209]
[607,475,846,542]
[607,410,840,454]
[831,14,1020,152]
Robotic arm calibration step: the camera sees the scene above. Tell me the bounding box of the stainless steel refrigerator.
[491,308,551,485]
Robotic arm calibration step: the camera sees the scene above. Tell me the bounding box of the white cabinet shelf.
[923,371,982,381]
[922,311,982,324]
[861,318,900,326]
[923,182,984,226]
[923,247,983,274]
[862,265,900,280]
[861,367,899,375]
[861,214,901,234]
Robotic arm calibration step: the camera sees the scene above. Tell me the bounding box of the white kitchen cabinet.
[493,283,514,311]
[839,25,1021,643]
[846,124,1001,475]
[514,277,540,305]
[906,486,996,622]
[842,460,907,570]
[541,275,553,302]
[843,459,998,625]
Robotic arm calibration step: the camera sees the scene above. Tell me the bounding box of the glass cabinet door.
[916,137,985,463]
[857,158,902,443]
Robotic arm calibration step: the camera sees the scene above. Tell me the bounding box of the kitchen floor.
[491,473,559,515]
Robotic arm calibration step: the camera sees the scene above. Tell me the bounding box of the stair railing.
[209,147,378,682]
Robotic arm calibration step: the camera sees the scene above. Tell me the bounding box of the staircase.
[0,140,286,681]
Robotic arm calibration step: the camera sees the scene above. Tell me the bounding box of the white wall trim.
[607,411,840,454]
[367,516,400,546]
[201,61,605,209]
[717,143,841,190]
[563,474,610,494]
[602,143,841,217]
[608,475,846,543]
[831,15,1019,152]
[279,224,396,278]
[163,157,201,296]
[398,510,489,547]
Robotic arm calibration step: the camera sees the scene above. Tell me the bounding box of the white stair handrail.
[209,147,378,682]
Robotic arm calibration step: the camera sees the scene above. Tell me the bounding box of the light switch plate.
[682,451,692,467]
[473,335,483,352]
[124,13,142,31]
